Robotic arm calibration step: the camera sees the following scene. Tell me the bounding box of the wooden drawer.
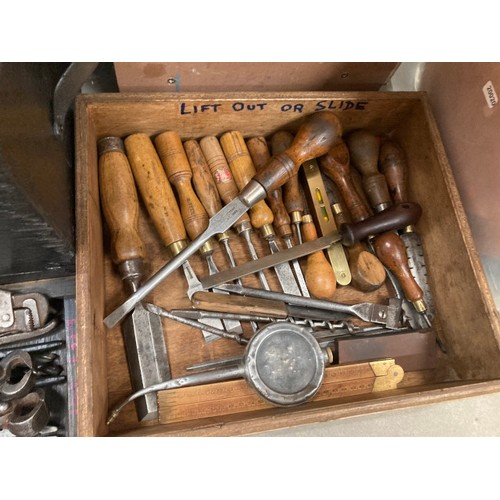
[75,91,500,437]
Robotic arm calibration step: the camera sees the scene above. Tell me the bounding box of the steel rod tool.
[104,110,343,328]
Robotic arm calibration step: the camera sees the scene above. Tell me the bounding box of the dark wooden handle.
[98,138,146,264]
[184,139,223,218]
[192,291,289,318]
[345,129,380,177]
[155,131,209,241]
[220,131,274,230]
[199,135,251,229]
[247,136,292,239]
[270,130,304,216]
[340,202,422,247]
[379,139,408,205]
[372,231,424,303]
[123,133,186,248]
[302,216,337,300]
[319,140,371,222]
[253,111,342,194]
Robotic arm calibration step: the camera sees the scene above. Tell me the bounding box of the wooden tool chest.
[75,91,500,437]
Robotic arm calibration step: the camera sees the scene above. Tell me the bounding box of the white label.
[483,80,498,108]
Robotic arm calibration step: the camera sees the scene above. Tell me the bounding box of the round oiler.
[107,321,329,424]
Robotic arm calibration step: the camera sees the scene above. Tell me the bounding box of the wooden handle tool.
[301,214,337,300]
[346,129,391,212]
[98,136,170,422]
[379,139,409,206]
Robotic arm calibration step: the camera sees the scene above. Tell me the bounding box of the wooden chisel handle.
[345,130,391,212]
[247,136,292,239]
[253,111,342,195]
[379,139,409,205]
[199,135,251,230]
[220,131,274,232]
[319,140,371,222]
[270,130,304,219]
[124,133,187,253]
[301,215,337,300]
[97,137,146,265]
[192,291,289,318]
[155,131,209,242]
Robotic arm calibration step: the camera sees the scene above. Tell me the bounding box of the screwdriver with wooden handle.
[123,133,224,342]
[97,137,170,422]
[338,131,432,321]
[270,130,305,244]
[184,138,259,333]
[104,110,343,328]
[154,131,243,336]
[220,131,302,296]
[321,145,387,292]
[246,135,309,297]
[199,135,272,291]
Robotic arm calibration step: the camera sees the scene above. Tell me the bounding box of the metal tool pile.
[0,288,67,436]
[99,110,442,425]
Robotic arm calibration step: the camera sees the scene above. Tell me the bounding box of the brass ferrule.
[199,238,216,257]
[216,230,231,242]
[331,203,343,216]
[403,224,416,233]
[302,214,313,224]
[290,211,303,225]
[168,239,188,257]
[97,136,125,156]
[260,223,276,240]
[412,298,427,314]
[235,220,252,235]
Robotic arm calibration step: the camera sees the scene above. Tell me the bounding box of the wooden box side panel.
[393,97,500,379]
[75,99,109,437]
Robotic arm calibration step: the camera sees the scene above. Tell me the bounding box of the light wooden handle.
[184,139,223,217]
[199,135,251,229]
[247,136,292,239]
[302,215,337,299]
[155,131,209,241]
[220,131,274,230]
[319,140,371,222]
[379,139,408,205]
[98,138,146,264]
[124,133,186,248]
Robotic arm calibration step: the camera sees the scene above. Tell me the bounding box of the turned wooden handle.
[220,131,274,230]
[340,202,422,247]
[346,129,391,211]
[319,140,371,222]
[379,139,408,205]
[253,111,342,195]
[302,215,337,300]
[191,291,289,318]
[124,133,186,248]
[270,130,304,216]
[155,131,209,241]
[199,135,251,229]
[184,139,223,217]
[98,137,146,265]
[372,231,424,303]
[247,136,292,239]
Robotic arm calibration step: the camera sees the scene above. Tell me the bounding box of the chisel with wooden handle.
[154,131,243,336]
[97,136,170,422]
[104,110,343,328]
[246,135,309,297]
[123,133,224,342]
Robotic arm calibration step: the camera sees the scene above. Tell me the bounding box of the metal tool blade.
[283,237,310,297]
[182,260,226,342]
[267,238,302,295]
[200,232,342,290]
[122,303,170,421]
[104,192,258,329]
[215,283,401,328]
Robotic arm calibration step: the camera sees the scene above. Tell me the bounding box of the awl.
[104,110,343,328]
